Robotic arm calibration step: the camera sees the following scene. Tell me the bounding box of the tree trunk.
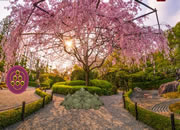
[85,70,89,86]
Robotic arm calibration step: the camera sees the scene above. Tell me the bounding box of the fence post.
[21,101,26,121]
[171,112,175,130]
[122,92,126,109]
[42,96,45,108]
[135,102,138,120]
[51,91,53,101]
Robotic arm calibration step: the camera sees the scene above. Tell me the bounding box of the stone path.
[5,92,153,130]
[152,98,180,113]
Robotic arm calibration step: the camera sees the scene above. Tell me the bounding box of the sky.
[0,0,180,71]
[0,0,180,27]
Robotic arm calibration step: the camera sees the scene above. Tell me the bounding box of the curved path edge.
[6,92,153,130]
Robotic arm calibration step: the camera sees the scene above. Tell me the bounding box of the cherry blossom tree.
[1,0,169,85]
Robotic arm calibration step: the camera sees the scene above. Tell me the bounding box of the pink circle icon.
[6,66,29,94]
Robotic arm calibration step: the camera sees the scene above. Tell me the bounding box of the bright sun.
[65,39,73,48]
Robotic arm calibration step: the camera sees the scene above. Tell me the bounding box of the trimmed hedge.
[40,82,49,87]
[124,90,180,130]
[65,80,85,86]
[52,80,116,95]
[28,81,38,87]
[90,79,112,89]
[52,85,108,95]
[0,89,51,129]
[53,82,66,86]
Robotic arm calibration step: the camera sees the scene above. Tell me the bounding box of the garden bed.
[0,88,52,129]
[124,90,180,130]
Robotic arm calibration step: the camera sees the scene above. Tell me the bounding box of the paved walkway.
[6,92,152,130]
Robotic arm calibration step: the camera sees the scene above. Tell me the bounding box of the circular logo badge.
[6,66,29,94]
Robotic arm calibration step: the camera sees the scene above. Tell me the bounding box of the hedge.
[40,82,49,87]
[124,90,180,130]
[65,80,86,86]
[90,79,112,89]
[53,82,66,86]
[132,78,175,90]
[52,85,110,95]
[28,81,38,87]
[0,89,51,129]
[52,80,116,95]
[63,79,112,89]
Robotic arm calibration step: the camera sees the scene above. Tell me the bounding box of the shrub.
[71,68,98,81]
[178,85,180,92]
[169,102,180,114]
[53,80,116,95]
[87,87,103,95]
[0,89,51,129]
[0,82,7,89]
[132,78,175,90]
[124,90,180,130]
[65,80,86,86]
[90,79,112,89]
[52,85,87,95]
[48,74,64,87]
[40,82,49,87]
[162,92,180,99]
[52,84,108,95]
[28,81,38,87]
[53,82,66,86]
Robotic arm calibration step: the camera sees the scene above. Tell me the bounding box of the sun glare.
[65,39,73,48]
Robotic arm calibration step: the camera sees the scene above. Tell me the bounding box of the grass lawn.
[169,102,180,114]
[162,92,180,99]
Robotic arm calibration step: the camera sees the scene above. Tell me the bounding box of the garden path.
[0,87,40,111]
[6,92,153,130]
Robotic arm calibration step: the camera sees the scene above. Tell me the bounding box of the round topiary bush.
[60,88,103,110]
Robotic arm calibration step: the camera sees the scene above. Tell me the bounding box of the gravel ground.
[5,92,153,130]
[131,90,180,119]
[131,90,167,110]
[0,87,40,111]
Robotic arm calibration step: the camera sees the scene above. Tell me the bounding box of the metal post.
[135,102,138,120]
[51,91,53,101]
[122,92,126,109]
[171,113,175,130]
[42,96,45,108]
[21,101,26,121]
